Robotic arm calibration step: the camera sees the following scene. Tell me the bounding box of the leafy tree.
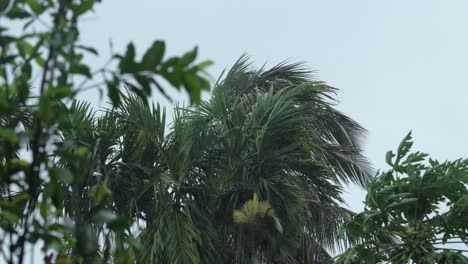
[335,132,468,264]
[1,0,372,263]
[0,0,211,263]
[61,57,372,263]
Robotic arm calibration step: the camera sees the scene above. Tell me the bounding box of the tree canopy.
[52,57,372,263]
[0,0,211,263]
[335,132,468,264]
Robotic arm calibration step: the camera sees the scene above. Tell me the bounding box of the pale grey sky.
[77,0,468,211]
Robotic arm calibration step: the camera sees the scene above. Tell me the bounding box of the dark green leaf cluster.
[335,132,468,264]
[112,42,212,106]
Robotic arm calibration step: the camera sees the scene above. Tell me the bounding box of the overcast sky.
[76,0,468,212]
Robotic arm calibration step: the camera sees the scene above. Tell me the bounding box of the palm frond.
[139,209,202,264]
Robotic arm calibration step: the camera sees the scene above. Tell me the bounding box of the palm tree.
[178,57,372,263]
[56,57,372,263]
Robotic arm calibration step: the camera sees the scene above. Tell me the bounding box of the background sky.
[77,0,468,212]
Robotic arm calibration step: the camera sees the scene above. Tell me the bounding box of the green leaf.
[0,128,18,144]
[142,40,165,70]
[119,42,137,74]
[73,0,95,16]
[183,74,210,104]
[17,40,33,58]
[21,62,32,79]
[107,76,121,107]
[160,70,182,88]
[179,46,198,67]
[395,131,413,164]
[107,216,130,231]
[39,96,53,123]
[70,64,91,78]
[195,60,214,71]
[6,6,31,19]
[90,183,111,204]
[50,167,73,184]
[35,56,45,67]
[39,202,48,219]
[385,151,394,166]
[10,159,29,169]
[0,210,20,224]
[26,0,44,14]
[47,85,72,99]
[45,179,65,209]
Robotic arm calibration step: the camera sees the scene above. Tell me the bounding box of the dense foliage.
[52,57,372,264]
[1,0,379,263]
[0,0,211,263]
[7,0,464,263]
[335,133,468,264]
